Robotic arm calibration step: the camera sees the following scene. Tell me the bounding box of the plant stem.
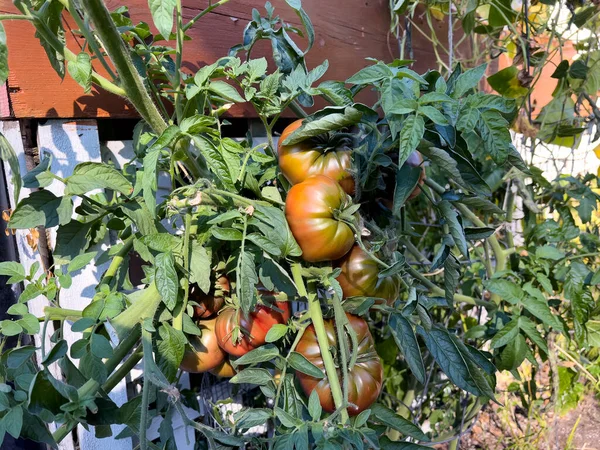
[290,263,349,423]
[0,14,33,20]
[274,324,307,408]
[405,265,493,309]
[174,212,192,331]
[173,0,185,121]
[43,307,82,321]
[102,235,135,287]
[103,344,143,392]
[182,0,231,32]
[84,0,167,133]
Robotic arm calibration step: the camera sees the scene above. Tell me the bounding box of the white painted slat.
[35,120,131,450]
[0,120,76,450]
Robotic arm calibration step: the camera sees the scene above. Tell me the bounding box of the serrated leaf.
[518,316,548,354]
[370,403,429,441]
[535,245,565,261]
[208,80,245,103]
[9,190,72,229]
[452,63,486,97]
[485,279,524,304]
[230,368,273,386]
[308,390,322,420]
[0,262,26,284]
[148,0,176,39]
[265,324,288,343]
[398,115,425,168]
[283,107,363,145]
[67,251,97,273]
[444,254,460,307]
[438,201,469,259]
[232,344,279,366]
[157,323,185,382]
[67,52,92,93]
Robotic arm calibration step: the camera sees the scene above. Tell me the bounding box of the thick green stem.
[290,263,349,423]
[103,345,143,392]
[84,0,167,133]
[169,187,271,209]
[102,235,135,287]
[173,0,185,121]
[0,14,33,20]
[43,307,82,321]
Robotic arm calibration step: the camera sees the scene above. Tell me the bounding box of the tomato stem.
[173,212,192,331]
[290,263,349,423]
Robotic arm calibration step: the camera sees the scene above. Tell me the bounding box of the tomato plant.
[0,0,596,449]
[295,313,384,415]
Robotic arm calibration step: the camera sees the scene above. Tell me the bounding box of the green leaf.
[438,201,468,258]
[1,406,23,439]
[389,314,425,384]
[265,324,289,343]
[23,152,53,188]
[230,368,273,386]
[71,317,96,332]
[444,253,460,307]
[288,352,324,379]
[569,60,588,79]
[0,320,23,336]
[17,314,39,334]
[208,81,245,103]
[487,66,529,98]
[398,115,425,168]
[535,245,565,260]
[67,52,92,93]
[0,262,26,284]
[274,406,303,428]
[497,334,527,371]
[233,344,280,366]
[66,162,133,196]
[485,279,524,304]
[282,106,363,145]
[188,135,236,190]
[9,190,72,229]
[346,62,393,84]
[6,346,35,369]
[518,316,548,354]
[378,438,431,450]
[418,326,495,399]
[42,339,69,366]
[0,22,8,85]
[237,249,258,316]
[452,63,486,98]
[522,295,564,333]
[155,252,179,310]
[53,219,96,263]
[189,241,211,294]
[6,303,27,316]
[307,390,322,420]
[67,251,97,273]
[392,163,422,213]
[0,132,21,205]
[490,318,520,349]
[459,196,505,215]
[157,323,185,382]
[370,404,429,441]
[90,333,114,359]
[148,0,176,39]
[211,228,243,241]
[477,110,512,164]
[419,105,449,125]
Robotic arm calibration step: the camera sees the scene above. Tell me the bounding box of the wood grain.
[0,0,437,119]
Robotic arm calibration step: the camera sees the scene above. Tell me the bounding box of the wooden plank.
[0,0,437,119]
[35,120,132,450]
[0,119,77,450]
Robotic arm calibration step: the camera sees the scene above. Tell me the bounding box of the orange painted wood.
[0,0,438,119]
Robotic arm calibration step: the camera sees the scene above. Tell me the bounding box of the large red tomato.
[278,120,355,194]
[215,301,291,356]
[295,313,383,415]
[335,245,401,304]
[191,275,230,319]
[180,318,226,373]
[285,175,356,262]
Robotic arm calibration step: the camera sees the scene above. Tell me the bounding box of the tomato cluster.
[279,121,427,414]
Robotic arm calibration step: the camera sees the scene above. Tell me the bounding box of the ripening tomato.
[278,120,355,194]
[209,358,237,378]
[285,175,356,262]
[295,313,383,415]
[215,301,291,356]
[191,275,230,319]
[180,318,226,373]
[335,245,401,304]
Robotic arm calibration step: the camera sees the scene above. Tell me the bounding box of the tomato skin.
[335,245,401,304]
[209,358,237,378]
[180,318,226,373]
[191,275,230,319]
[295,313,383,416]
[278,120,355,194]
[285,175,355,262]
[215,301,291,356]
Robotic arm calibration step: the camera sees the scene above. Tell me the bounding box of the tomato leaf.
[288,352,324,379]
[232,344,280,366]
[490,318,520,349]
[155,252,179,311]
[438,201,469,259]
[307,390,322,421]
[148,0,176,39]
[0,262,26,284]
[9,191,72,229]
[189,241,211,294]
[389,314,425,384]
[369,403,429,441]
[0,132,21,205]
[418,326,495,400]
[484,279,524,305]
[65,162,133,196]
[282,106,363,145]
[398,115,425,168]
[392,163,421,213]
[67,52,92,93]
[231,368,273,386]
[156,323,185,382]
